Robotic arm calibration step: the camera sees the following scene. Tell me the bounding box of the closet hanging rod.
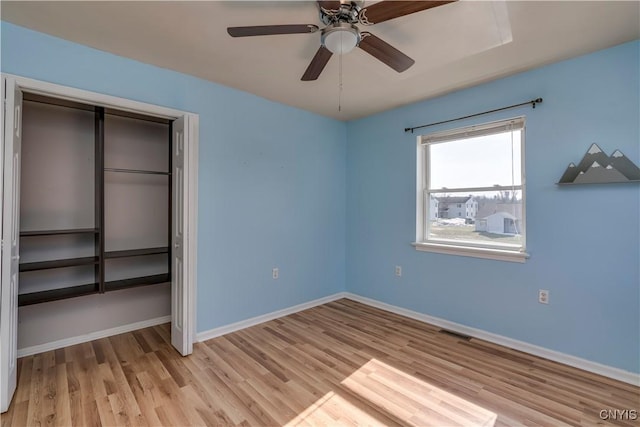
[104,167,171,176]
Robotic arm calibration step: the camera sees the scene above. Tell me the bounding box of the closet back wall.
[19,100,97,305]
[18,99,172,350]
[103,114,170,289]
[2,22,347,349]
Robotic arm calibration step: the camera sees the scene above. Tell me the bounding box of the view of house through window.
[418,117,525,253]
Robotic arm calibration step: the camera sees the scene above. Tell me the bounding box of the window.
[414,117,528,262]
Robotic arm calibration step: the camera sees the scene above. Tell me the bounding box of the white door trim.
[3,74,189,120]
[0,73,198,380]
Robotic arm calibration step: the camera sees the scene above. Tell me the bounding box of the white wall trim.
[196,292,348,342]
[197,291,638,385]
[344,293,640,386]
[17,315,171,358]
[3,73,191,119]
[23,290,634,386]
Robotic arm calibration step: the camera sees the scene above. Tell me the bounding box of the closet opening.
[2,74,198,412]
[19,93,173,305]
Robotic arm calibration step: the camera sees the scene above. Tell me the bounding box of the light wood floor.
[2,299,639,426]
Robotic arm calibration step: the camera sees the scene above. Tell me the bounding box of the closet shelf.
[104,167,170,176]
[20,228,99,237]
[105,273,170,292]
[20,256,99,272]
[18,283,99,306]
[105,247,169,259]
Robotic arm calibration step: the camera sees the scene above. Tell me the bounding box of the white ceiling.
[2,1,639,121]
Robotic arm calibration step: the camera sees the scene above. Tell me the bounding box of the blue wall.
[346,40,640,373]
[1,22,347,332]
[2,21,638,374]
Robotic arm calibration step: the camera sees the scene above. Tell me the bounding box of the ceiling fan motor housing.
[320,0,363,25]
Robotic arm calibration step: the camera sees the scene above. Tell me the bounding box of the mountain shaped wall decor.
[558,144,640,185]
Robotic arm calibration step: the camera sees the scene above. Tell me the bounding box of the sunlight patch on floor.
[286,359,497,426]
[285,390,385,426]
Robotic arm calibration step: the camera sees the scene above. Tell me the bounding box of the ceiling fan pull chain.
[338,36,343,112]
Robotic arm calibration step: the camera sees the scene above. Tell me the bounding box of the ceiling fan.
[227,1,456,81]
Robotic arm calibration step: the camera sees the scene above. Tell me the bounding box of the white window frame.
[413,117,529,263]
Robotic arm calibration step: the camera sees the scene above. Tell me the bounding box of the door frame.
[0,73,198,353]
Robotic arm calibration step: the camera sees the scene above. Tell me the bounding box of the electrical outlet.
[538,289,549,304]
[272,268,279,280]
[395,265,402,277]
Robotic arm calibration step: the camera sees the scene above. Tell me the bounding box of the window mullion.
[426,185,523,193]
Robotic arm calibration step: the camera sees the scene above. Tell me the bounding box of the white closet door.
[171,116,191,355]
[1,79,22,412]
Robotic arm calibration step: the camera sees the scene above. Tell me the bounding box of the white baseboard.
[196,292,348,342]
[31,293,634,386]
[343,293,640,386]
[196,291,638,385]
[17,315,171,358]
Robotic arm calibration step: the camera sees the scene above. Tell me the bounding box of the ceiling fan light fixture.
[321,22,360,54]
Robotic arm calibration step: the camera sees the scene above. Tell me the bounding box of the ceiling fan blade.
[358,32,414,72]
[317,1,342,12]
[227,24,319,37]
[301,46,333,81]
[359,1,456,25]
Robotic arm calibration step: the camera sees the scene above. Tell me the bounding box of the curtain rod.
[404,98,543,133]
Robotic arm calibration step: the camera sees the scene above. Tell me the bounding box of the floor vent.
[438,329,472,341]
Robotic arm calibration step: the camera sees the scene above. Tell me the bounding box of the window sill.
[412,242,529,263]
